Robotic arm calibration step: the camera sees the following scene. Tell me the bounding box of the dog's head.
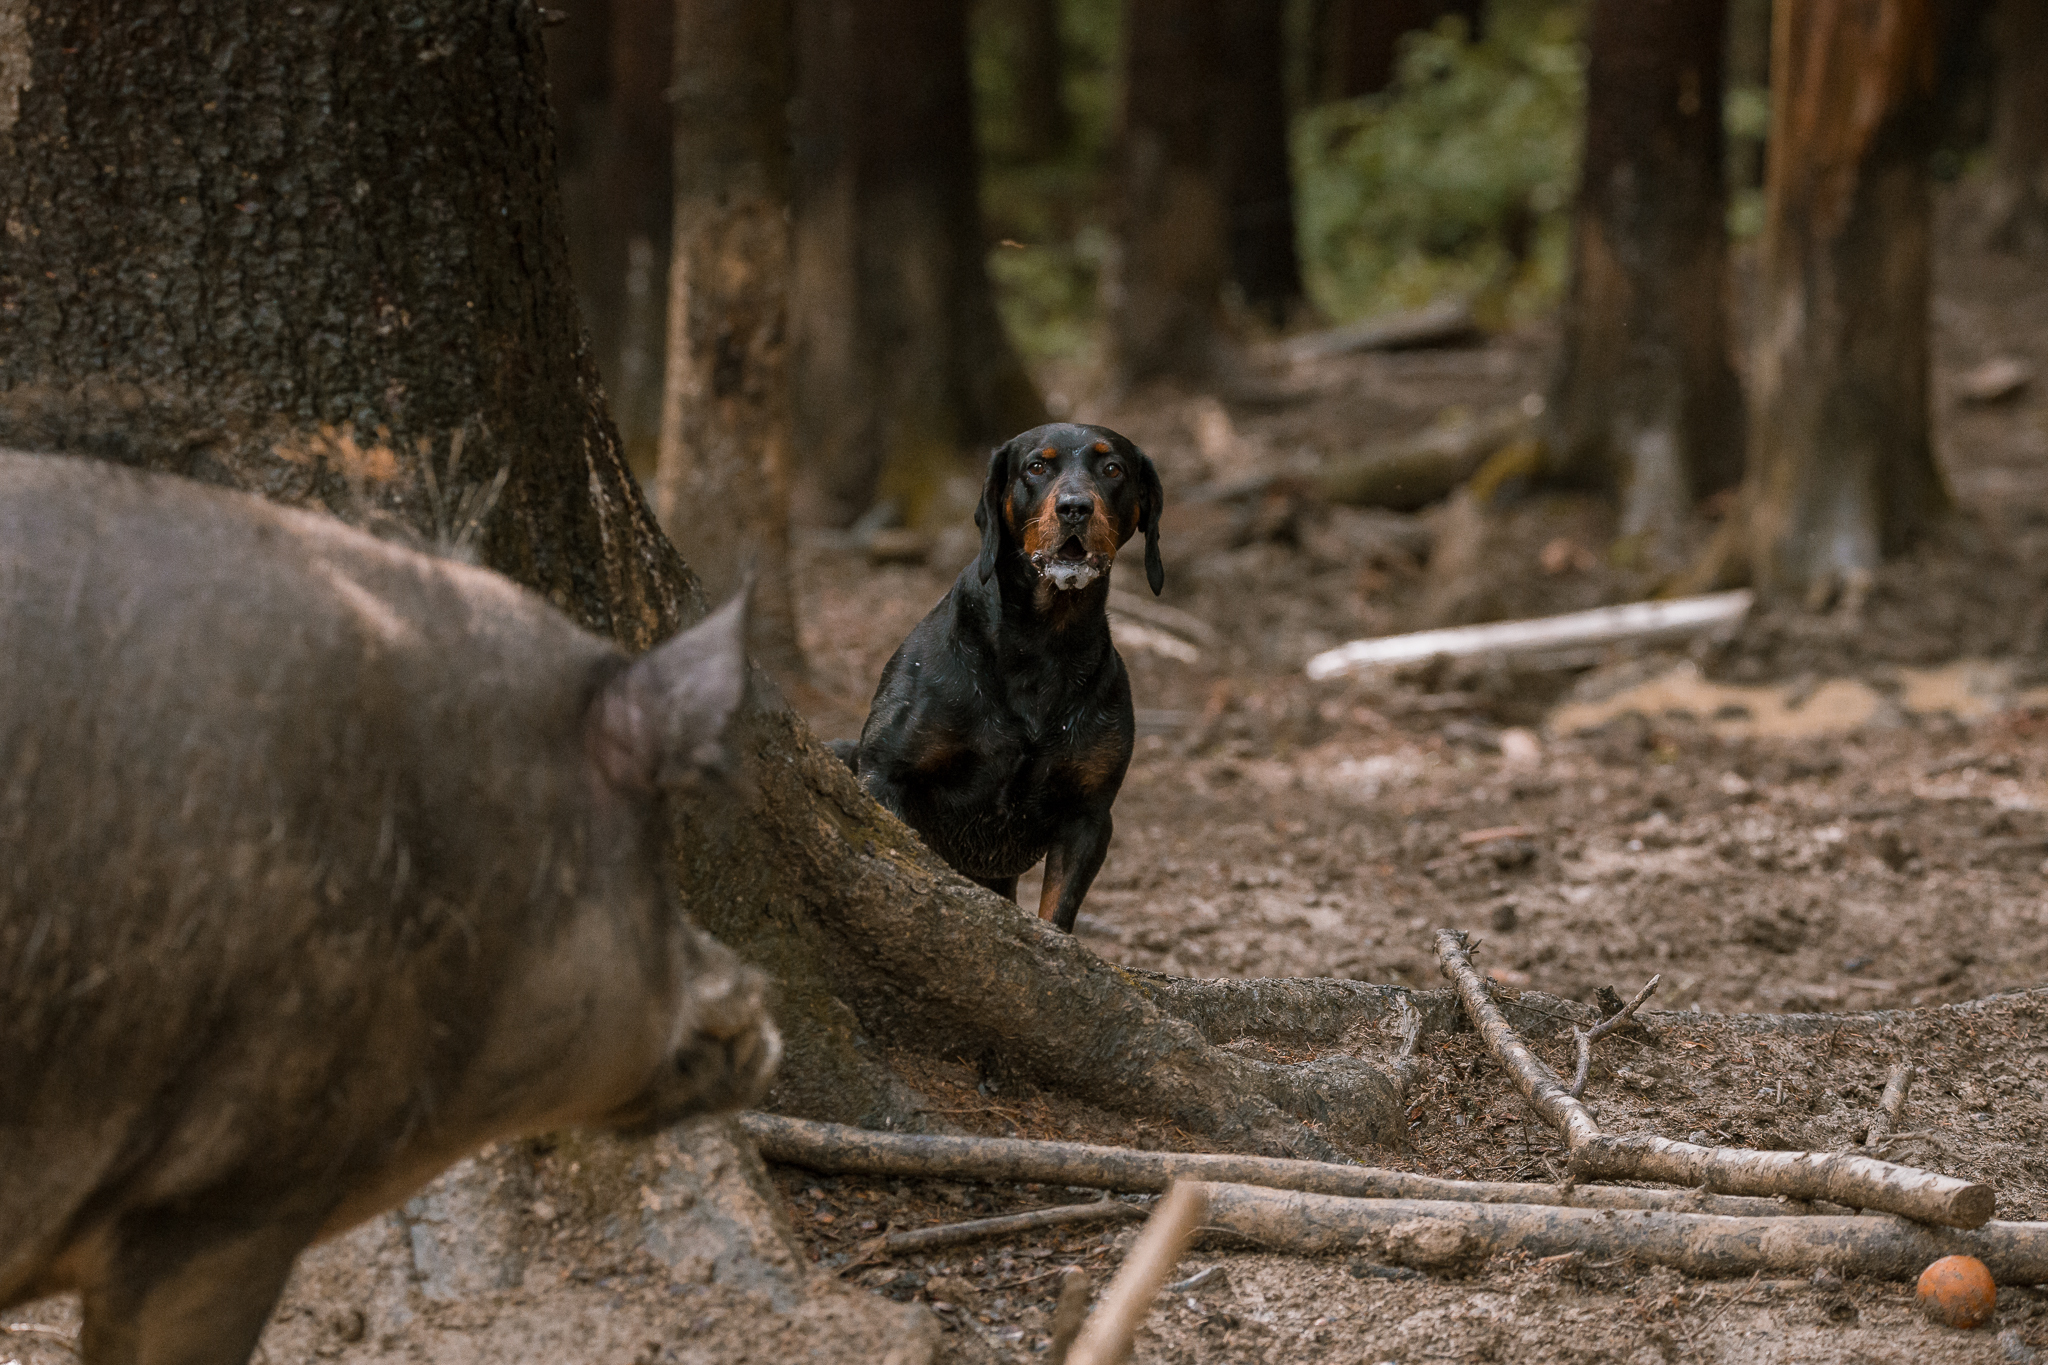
[974,423,1163,596]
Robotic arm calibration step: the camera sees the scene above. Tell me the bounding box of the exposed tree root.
[742,1113,1828,1217]
[1197,1185,2048,1282]
[1434,930,1996,1229]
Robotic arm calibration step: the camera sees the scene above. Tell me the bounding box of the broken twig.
[1066,1182,1209,1365]
[740,1112,1818,1218]
[1433,930,1994,1229]
[883,1197,1142,1255]
[1864,1062,1917,1150]
[1571,974,1661,1099]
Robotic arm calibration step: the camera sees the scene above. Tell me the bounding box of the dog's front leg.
[1037,815,1112,933]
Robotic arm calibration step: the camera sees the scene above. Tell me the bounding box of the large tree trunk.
[1983,0,2048,251]
[1109,0,1230,386]
[0,0,1395,1160]
[1307,0,1484,102]
[657,0,806,681]
[0,0,693,651]
[1741,0,1951,603]
[1543,0,1744,565]
[983,0,1072,163]
[790,0,1042,527]
[1216,0,1303,328]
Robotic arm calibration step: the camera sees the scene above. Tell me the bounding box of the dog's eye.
[1103,462,1123,479]
[1026,460,1048,477]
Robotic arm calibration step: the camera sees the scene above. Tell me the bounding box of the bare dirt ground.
[10,194,2048,1365]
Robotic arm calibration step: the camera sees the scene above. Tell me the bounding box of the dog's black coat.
[844,422,1162,931]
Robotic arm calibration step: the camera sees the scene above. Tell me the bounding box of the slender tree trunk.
[1216,0,1303,327]
[1109,0,1230,386]
[790,0,1042,527]
[0,0,693,650]
[658,0,805,681]
[993,0,1072,162]
[1544,0,1744,565]
[1307,0,1484,101]
[1742,0,1950,604]
[0,0,1393,1160]
[1984,0,2048,251]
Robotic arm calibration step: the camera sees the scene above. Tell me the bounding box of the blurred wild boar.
[0,451,779,1363]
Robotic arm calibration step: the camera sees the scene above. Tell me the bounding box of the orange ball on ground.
[1916,1255,1997,1330]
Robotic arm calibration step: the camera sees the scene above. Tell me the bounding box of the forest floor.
[10,202,2044,1365]
[766,188,2048,1363]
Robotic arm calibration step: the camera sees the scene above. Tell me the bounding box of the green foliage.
[1293,1,1584,326]
[972,0,1122,368]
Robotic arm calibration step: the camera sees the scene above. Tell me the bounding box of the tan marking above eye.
[1041,446,1057,458]
[1092,441,1110,453]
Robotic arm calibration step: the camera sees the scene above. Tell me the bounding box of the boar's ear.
[591,589,750,795]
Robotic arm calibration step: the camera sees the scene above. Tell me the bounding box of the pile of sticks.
[743,927,2038,1361]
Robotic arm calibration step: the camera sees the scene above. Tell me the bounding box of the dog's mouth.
[1029,535,1110,589]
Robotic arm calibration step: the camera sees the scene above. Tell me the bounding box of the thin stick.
[1065,1182,1210,1365]
[1432,929,1993,1229]
[1196,1183,2048,1283]
[1571,974,1661,1099]
[1045,1268,1092,1365]
[883,1198,1142,1254]
[1863,1062,1916,1149]
[740,1112,1821,1218]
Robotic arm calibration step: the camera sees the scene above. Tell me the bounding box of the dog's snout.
[1056,492,1095,522]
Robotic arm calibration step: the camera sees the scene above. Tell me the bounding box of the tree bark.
[1543,0,1744,565]
[985,0,1072,163]
[0,0,693,651]
[1307,0,1483,102]
[0,0,1397,1161]
[1216,0,1303,327]
[1983,0,2048,251]
[790,0,1042,527]
[1741,0,1951,603]
[1109,0,1230,386]
[658,0,806,680]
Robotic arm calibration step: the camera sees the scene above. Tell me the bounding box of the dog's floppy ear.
[974,440,1017,584]
[1136,448,1165,596]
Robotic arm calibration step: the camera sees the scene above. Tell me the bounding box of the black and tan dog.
[840,422,1163,931]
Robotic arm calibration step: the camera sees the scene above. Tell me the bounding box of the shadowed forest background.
[9,0,2048,1359]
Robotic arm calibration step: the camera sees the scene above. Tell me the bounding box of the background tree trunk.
[1307,0,1484,101]
[1217,0,1304,328]
[657,0,806,682]
[0,0,1392,1160]
[1742,0,1951,603]
[1109,0,1230,386]
[987,0,1072,162]
[790,0,1042,527]
[1983,0,2048,251]
[1543,0,1744,566]
[0,0,692,650]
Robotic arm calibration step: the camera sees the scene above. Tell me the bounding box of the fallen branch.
[1305,592,1754,681]
[1066,1182,1209,1365]
[1046,1268,1091,1365]
[882,1198,1142,1255]
[1197,1184,2048,1283]
[741,1112,1817,1218]
[1571,974,1661,1099]
[1277,299,1480,363]
[1864,1062,1916,1149]
[1433,930,1994,1229]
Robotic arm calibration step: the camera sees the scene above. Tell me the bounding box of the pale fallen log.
[883,1198,1142,1254]
[740,1112,1816,1218]
[1197,1184,2048,1283]
[1305,591,1755,681]
[1279,299,1480,363]
[1067,1182,1209,1365]
[1433,930,1995,1229]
